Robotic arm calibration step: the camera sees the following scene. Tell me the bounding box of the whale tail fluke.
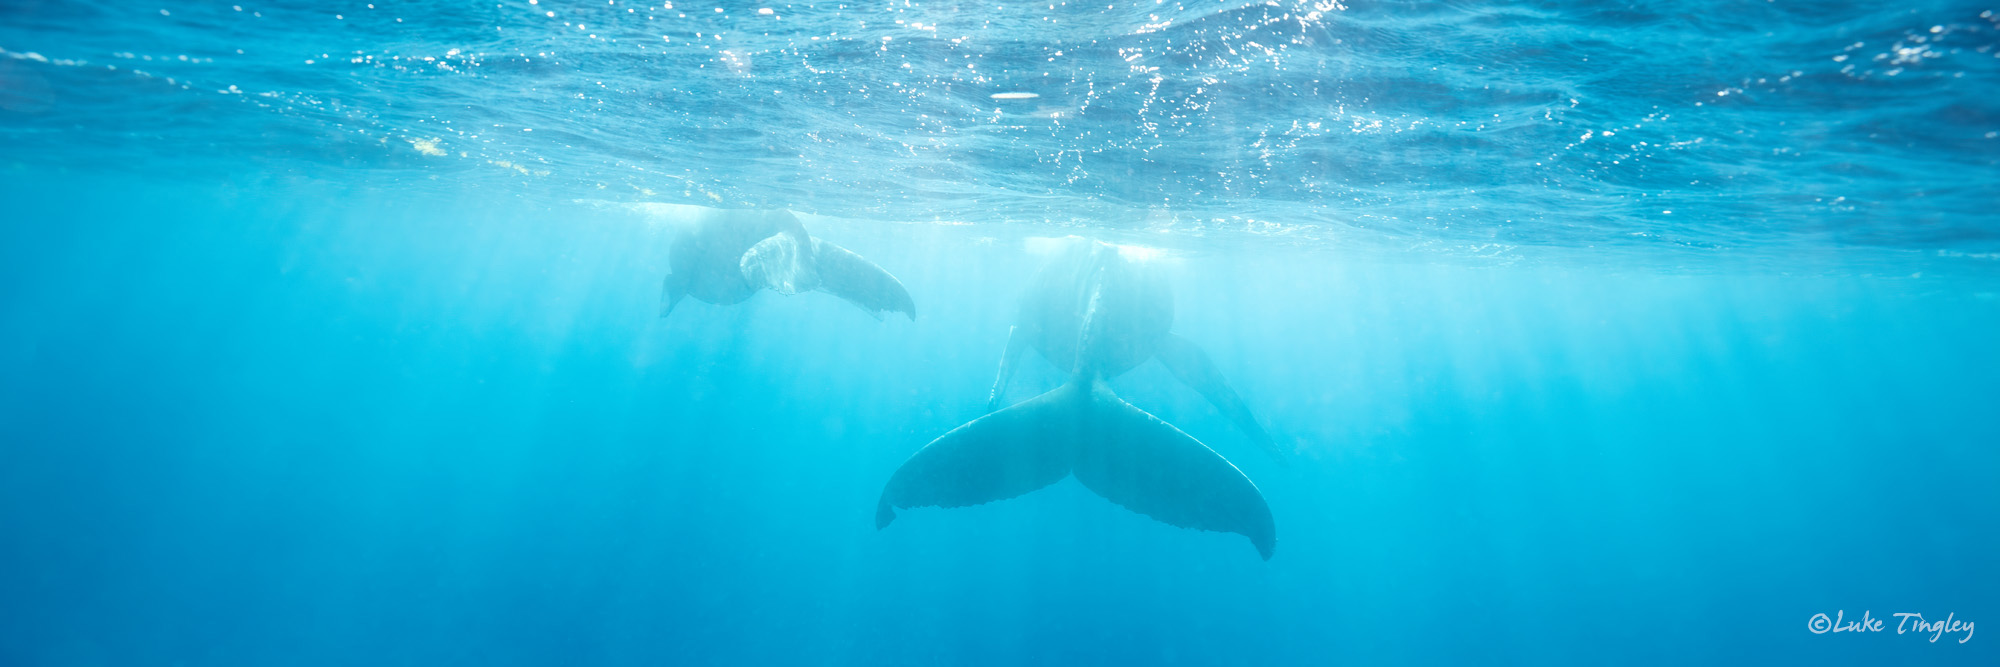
[876,379,1275,559]
[811,239,916,321]
[876,384,1083,528]
[1069,384,1276,560]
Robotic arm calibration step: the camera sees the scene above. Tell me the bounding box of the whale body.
[661,208,915,320]
[988,239,1287,464]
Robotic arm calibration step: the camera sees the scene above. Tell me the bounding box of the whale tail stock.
[876,378,1275,559]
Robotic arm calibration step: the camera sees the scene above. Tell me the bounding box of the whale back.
[1018,242,1173,378]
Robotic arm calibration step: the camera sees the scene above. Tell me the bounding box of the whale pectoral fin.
[741,233,819,295]
[1154,333,1288,466]
[811,238,916,320]
[876,385,1083,528]
[986,325,1030,412]
[660,273,688,318]
[1071,386,1276,559]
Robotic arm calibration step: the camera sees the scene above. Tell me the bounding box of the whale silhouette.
[660,208,915,320]
[987,239,1288,465]
[876,240,1276,559]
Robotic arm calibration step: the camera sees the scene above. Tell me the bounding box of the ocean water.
[3,0,1998,665]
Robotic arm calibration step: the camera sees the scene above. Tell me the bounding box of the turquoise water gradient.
[3,175,1995,664]
[4,0,2000,664]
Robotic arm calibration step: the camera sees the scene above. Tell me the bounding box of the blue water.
[3,1,1998,665]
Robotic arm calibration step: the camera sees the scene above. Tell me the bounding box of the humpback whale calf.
[876,240,1276,559]
[660,208,916,320]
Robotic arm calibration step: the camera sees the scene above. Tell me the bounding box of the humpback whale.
[988,240,1288,465]
[876,240,1276,559]
[660,208,915,320]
